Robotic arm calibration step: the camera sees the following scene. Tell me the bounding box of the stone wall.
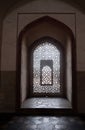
[0,0,85,113]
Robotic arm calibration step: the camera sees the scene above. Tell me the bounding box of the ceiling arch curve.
[19,16,74,46]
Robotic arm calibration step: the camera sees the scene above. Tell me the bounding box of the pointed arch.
[17,16,76,112]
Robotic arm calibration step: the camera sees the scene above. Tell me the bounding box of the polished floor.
[0,116,85,130]
[21,98,72,109]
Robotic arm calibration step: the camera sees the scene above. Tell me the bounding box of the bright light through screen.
[33,42,60,94]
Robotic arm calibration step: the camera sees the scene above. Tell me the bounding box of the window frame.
[28,37,66,97]
[40,60,53,86]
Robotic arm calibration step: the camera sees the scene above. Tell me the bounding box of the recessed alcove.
[17,16,76,113]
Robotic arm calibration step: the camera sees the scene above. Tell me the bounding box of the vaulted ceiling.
[0,0,85,18]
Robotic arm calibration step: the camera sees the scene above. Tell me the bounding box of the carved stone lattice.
[33,42,60,94]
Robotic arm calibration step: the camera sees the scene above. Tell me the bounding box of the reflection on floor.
[21,98,72,109]
[1,116,85,130]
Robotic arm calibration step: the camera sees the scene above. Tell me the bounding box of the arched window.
[41,65,52,85]
[30,38,64,97]
[18,16,76,111]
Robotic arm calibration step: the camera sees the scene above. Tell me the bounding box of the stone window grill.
[33,42,61,94]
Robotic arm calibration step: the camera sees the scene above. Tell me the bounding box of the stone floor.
[21,98,72,109]
[0,116,85,130]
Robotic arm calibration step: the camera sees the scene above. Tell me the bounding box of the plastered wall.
[0,0,85,113]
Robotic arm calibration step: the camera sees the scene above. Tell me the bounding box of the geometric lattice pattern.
[42,65,52,85]
[33,42,60,94]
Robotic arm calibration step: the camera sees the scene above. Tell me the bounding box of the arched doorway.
[17,16,76,112]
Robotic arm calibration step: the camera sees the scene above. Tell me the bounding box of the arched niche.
[17,16,76,111]
[30,37,65,97]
